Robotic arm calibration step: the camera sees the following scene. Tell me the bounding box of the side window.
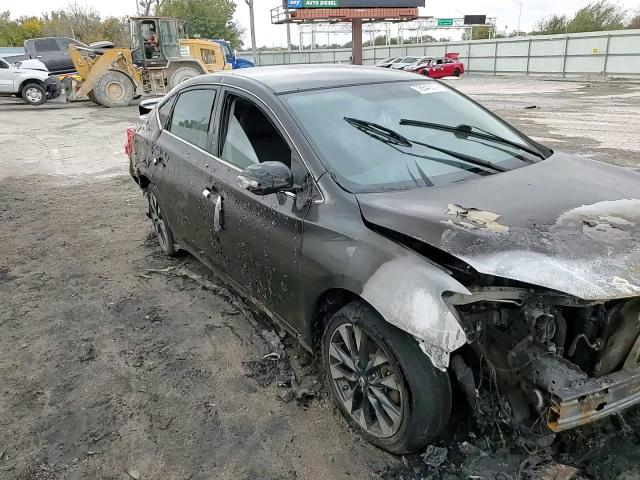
[219,94,291,170]
[0,60,8,69]
[168,89,216,150]
[158,95,176,129]
[222,44,233,62]
[201,48,217,64]
[34,38,60,52]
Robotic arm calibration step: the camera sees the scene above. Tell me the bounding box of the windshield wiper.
[399,119,544,159]
[344,117,505,173]
[344,117,413,147]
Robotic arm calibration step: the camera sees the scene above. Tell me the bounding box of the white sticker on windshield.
[410,83,447,95]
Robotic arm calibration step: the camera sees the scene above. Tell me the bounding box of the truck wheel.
[22,83,47,106]
[168,67,201,90]
[93,71,135,108]
[321,301,452,454]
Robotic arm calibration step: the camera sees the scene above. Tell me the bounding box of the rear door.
[201,88,309,329]
[151,86,220,257]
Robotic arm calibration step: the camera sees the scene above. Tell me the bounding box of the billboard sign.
[464,15,487,25]
[286,0,424,8]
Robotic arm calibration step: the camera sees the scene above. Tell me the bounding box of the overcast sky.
[4,0,639,47]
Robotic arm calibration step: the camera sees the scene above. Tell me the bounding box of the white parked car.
[0,57,62,106]
[389,56,422,69]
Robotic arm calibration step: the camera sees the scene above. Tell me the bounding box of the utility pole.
[511,0,523,36]
[245,0,257,64]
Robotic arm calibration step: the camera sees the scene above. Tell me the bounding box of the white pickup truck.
[0,57,62,106]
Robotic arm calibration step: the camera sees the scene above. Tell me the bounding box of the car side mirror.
[237,161,293,196]
[139,98,161,115]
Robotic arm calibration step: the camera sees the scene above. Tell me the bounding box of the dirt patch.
[0,176,388,480]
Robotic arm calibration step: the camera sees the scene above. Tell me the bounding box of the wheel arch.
[311,287,373,351]
[166,58,208,77]
[17,78,45,96]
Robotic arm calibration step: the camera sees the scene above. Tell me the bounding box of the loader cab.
[130,17,181,68]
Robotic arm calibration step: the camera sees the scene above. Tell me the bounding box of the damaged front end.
[449,286,640,437]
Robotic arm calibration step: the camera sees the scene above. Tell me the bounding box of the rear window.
[168,89,216,150]
[34,39,60,52]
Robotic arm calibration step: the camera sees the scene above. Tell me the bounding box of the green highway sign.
[437,18,454,26]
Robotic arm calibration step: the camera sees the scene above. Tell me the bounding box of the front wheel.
[22,83,46,106]
[321,302,452,454]
[93,70,135,108]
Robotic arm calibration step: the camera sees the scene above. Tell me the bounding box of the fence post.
[603,33,611,78]
[561,36,569,77]
[493,41,498,75]
[525,38,532,75]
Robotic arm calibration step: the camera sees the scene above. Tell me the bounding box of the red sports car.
[406,52,464,78]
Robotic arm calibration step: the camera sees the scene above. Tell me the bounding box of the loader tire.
[93,71,135,108]
[168,67,201,90]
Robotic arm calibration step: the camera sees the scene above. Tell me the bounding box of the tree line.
[0,0,242,48]
[533,1,639,35]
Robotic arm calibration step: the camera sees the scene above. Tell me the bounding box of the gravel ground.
[1,76,640,480]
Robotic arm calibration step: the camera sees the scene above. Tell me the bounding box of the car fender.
[342,241,471,371]
[16,75,48,94]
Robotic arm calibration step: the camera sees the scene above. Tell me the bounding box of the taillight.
[125,125,135,157]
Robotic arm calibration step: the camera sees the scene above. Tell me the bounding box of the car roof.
[206,64,419,94]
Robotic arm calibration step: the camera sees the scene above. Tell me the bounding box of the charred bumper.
[528,354,640,432]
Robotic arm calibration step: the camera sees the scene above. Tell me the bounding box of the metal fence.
[255,29,640,78]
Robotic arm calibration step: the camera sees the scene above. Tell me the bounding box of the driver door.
[0,59,13,93]
[202,89,308,330]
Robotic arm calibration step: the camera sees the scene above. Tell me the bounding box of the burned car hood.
[356,152,640,301]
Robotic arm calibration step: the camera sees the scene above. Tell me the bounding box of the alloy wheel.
[328,323,404,438]
[148,192,170,252]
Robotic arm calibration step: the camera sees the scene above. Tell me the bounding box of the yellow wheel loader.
[63,17,227,108]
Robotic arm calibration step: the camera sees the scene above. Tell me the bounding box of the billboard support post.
[352,18,363,64]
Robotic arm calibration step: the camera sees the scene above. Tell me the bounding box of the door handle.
[36,55,43,58]
[202,188,223,232]
[213,195,223,233]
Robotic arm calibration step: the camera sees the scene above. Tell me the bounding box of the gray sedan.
[128,65,640,454]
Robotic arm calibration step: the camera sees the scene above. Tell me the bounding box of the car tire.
[321,301,452,454]
[93,70,135,108]
[453,68,461,77]
[147,184,176,256]
[21,83,46,106]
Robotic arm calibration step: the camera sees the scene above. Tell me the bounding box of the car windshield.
[281,81,548,193]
